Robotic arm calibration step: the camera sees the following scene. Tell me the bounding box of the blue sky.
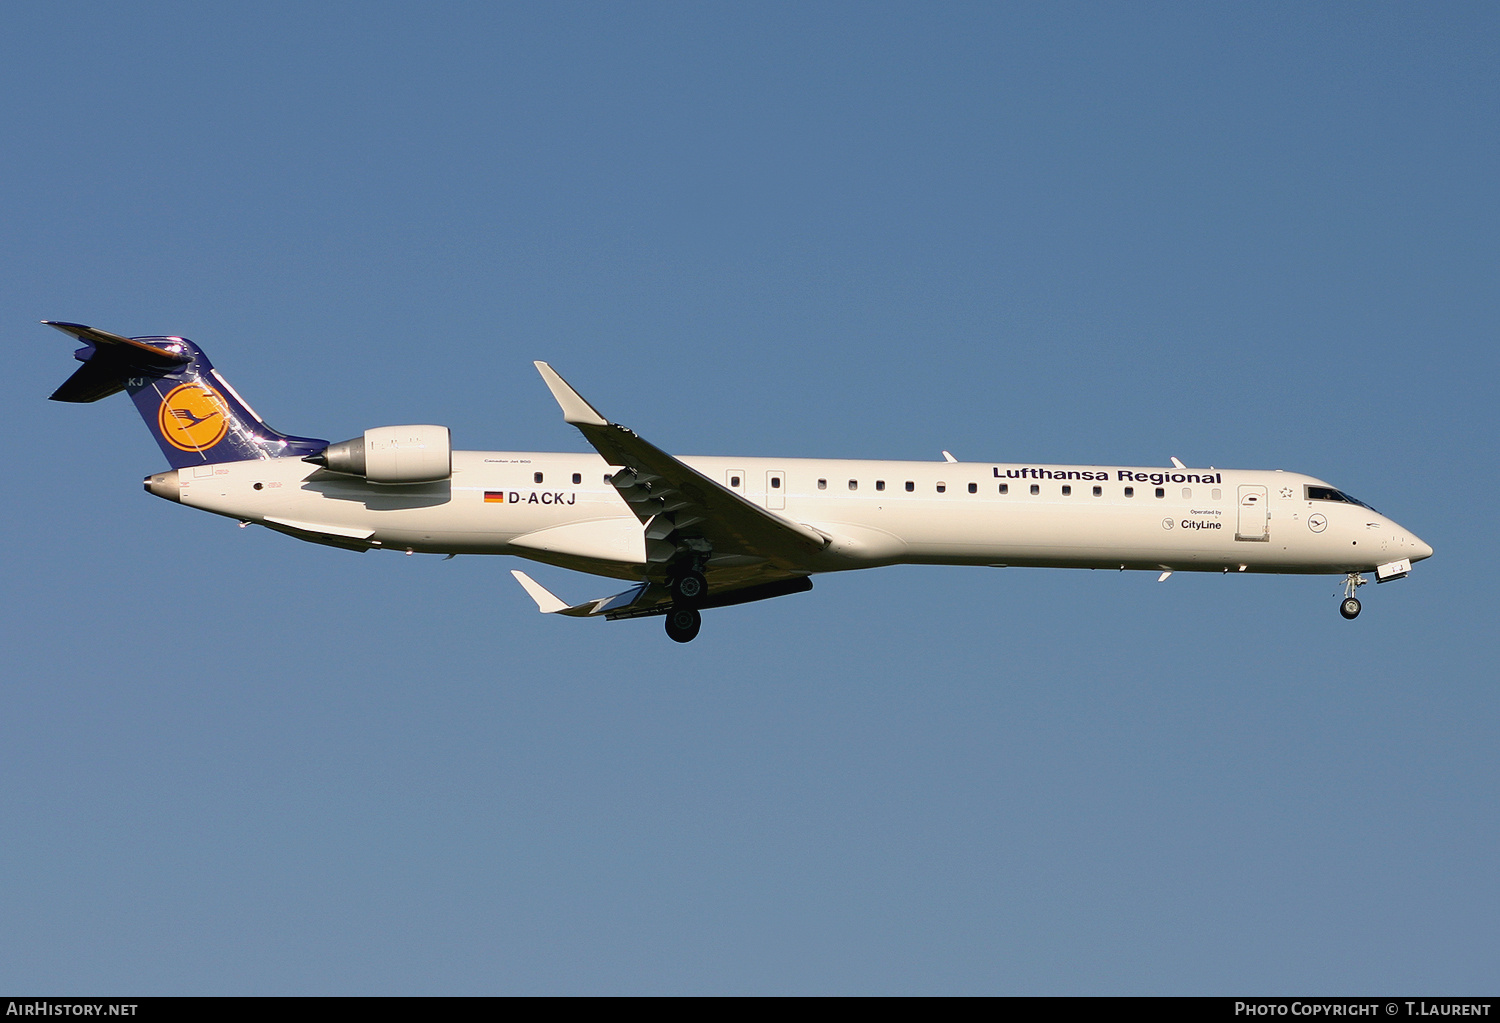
[2,2,1496,994]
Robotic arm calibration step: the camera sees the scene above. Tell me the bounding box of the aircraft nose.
[1410,534,1434,562]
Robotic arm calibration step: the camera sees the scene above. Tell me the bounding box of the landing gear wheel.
[1340,597,1362,620]
[665,606,702,643]
[671,570,707,606]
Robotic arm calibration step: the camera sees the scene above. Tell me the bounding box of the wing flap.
[263,516,376,540]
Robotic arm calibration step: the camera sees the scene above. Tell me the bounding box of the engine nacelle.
[307,425,452,484]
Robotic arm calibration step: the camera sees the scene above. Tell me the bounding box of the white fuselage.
[159,452,1433,582]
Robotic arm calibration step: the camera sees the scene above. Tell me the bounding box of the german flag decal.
[484,491,505,503]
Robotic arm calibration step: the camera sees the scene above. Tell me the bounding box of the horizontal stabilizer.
[43,321,192,365]
[43,320,191,403]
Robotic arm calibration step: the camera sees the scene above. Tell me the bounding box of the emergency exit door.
[766,470,785,510]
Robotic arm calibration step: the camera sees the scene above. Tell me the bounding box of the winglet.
[534,362,609,427]
[941,450,957,463]
[510,569,570,613]
[1170,456,1186,469]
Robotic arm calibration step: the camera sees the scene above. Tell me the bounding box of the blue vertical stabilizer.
[44,321,328,468]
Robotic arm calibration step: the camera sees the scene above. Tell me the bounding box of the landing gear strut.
[1340,572,1367,620]
[665,606,701,643]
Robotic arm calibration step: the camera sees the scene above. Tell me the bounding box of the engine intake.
[306,425,452,484]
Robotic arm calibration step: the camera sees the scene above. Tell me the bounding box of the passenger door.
[1236,485,1269,542]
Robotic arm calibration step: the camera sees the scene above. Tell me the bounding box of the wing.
[511,570,812,621]
[532,362,829,589]
[510,570,658,617]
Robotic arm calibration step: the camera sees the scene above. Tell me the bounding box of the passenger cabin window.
[1155,487,1165,498]
[998,484,1009,494]
[876,480,886,491]
[534,472,544,484]
[1182,487,1191,499]
[1124,487,1134,498]
[1061,485,1072,496]
[1211,488,1222,500]
[936,483,946,493]
[1030,484,1040,495]
[848,480,857,491]
[817,479,826,490]
[1092,485,1102,497]
[572,473,581,485]
[967,482,977,494]
[604,474,613,484]
[905,481,915,492]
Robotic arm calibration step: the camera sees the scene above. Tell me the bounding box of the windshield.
[1305,485,1379,514]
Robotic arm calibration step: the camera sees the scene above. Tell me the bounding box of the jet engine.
[305,425,451,484]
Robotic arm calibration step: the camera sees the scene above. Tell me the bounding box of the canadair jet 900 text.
[44,321,1432,643]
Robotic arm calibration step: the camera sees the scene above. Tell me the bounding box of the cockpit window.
[1305,485,1377,512]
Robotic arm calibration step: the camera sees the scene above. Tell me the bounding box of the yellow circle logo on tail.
[158,382,231,452]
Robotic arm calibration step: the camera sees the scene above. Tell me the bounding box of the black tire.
[665,606,702,643]
[672,570,707,605]
[1340,597,1362,620]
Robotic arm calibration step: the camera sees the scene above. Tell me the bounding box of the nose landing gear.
[1340,572,1367,619]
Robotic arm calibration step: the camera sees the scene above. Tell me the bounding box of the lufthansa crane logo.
[158,382,231,452]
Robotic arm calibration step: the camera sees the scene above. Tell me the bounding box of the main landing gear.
[665,606,702,643]
[671,570,707,605]
[1340,572,1367,620]
[664,567,708,642]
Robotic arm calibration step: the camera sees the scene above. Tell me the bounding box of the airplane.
[43,320,1434,643]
